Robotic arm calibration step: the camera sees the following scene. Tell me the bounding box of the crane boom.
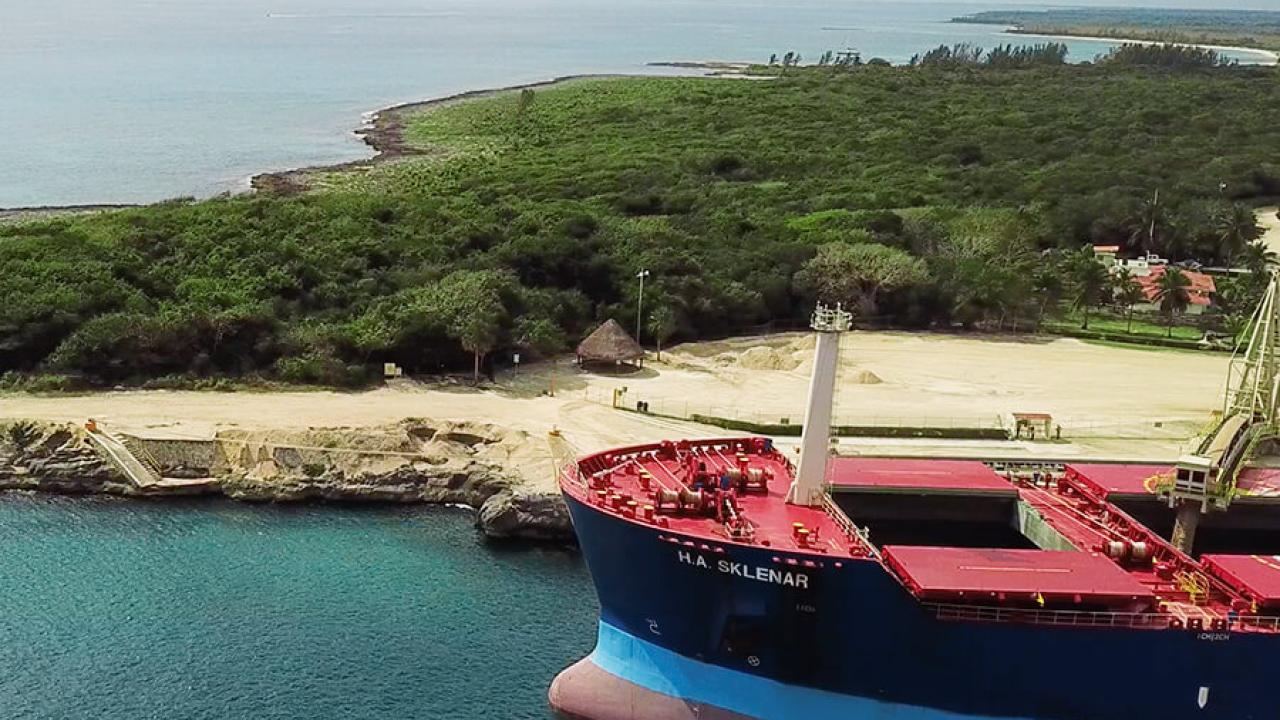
[1165,269,1280,553]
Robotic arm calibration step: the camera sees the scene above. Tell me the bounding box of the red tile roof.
[1134,266,1215,307]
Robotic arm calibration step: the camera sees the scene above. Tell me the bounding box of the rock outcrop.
[0,420,575,542]
[477,490,574,540]
[220,461,513,505]
[0,425,133,495]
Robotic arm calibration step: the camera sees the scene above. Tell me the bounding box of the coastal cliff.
[0,421,573,541]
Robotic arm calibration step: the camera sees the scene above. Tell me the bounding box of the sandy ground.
[619,333,1224,431]
[1259,207,1280,256]
[0,332,1229,490]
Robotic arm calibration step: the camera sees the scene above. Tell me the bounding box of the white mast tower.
[786,304,853,507]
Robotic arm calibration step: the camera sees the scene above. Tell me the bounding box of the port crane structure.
[1166,269,1280,552]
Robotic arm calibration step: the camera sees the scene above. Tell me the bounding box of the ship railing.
[821,494,879,558]
[924,603,1280,633]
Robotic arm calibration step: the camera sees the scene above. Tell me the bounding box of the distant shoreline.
[0,72,696,214]
[0,203,139,223]
[1006,30,1279,66]
[251,73,640,196]
[6,40,1272,216]
[251,65,758,195]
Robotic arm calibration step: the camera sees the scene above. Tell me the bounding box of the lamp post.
[635,269,650,344]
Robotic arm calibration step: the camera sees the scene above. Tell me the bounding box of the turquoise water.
[3,0,1273,208]
[0,493,597,719]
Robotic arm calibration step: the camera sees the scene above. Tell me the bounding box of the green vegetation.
[954,8,1280,54]
[4,59,1280,386]
[1042,312,1203,343]
[910,43,1069,68]
[5,421,39,450]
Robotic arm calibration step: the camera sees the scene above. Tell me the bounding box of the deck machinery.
[1165,270,1280,553]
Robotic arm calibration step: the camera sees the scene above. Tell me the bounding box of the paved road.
[1259,208,1280,256]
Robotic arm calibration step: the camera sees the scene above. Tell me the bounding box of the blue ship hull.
[556,492,1280,720]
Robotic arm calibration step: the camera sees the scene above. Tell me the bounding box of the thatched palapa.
[577,319,644,366]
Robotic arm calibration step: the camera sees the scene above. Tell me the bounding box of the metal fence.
[925,603,1280,633]
[583,388,1006,431]
[582,387,1207,442]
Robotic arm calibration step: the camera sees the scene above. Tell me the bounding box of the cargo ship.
[549,285,1280,720]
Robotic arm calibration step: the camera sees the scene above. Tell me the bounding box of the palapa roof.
[577,319,644,362]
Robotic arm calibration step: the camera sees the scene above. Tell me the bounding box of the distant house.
[1132,265,1216,316]
[1092,245,1121,267]
[1092,245,1168,278]
[1090,246,1213,314]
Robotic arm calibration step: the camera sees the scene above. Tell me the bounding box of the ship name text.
[678,551,809,588]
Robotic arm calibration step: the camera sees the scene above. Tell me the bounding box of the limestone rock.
[477,491,573,541]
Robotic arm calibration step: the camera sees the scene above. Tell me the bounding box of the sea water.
[0,493,597,719]
[2,0,1273,208]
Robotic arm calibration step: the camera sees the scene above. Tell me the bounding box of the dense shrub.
[4,62,1279,384]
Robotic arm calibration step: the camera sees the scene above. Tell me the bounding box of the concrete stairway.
[86,428,162,488]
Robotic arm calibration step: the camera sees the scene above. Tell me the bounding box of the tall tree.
[647,305,678,361]
[456,313,500,384]
[1153,267,1192,338]
[1214,204,1262,266]
[433,270,511,385]
[1066,247,1110,330]
[794,243,930,319]
[1112,267,1145,334]
[1032,259,1065,331]
[1130,190,1165,256]
[1242,241,1279,279]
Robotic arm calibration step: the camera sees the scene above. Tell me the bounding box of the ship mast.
[786,304,852,507]
[1166,269,1280,553]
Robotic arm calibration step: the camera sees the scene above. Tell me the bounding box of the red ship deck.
[882,546,1155,608]
[567,438,864,558]
[565,442,1280,632]
[829,458,1016,496]
[1202,554,1280,610]
[1234,468,1280,499]
[1066,463,1280,502]
[1064,463,1172,499]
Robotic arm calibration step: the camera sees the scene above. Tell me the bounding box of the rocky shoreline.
[249,74,635,196]
[0,422,573,542]
[5,67,732,212]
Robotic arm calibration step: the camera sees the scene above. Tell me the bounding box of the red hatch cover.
[1201,555,1280,610]
[883,546,1154,608]
[828,458,1015,495]
[1235,469,1280,499]
[1066,463,1171,498]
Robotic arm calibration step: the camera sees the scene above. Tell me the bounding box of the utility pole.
[635,269,650,344]
[1148,188,1160,255]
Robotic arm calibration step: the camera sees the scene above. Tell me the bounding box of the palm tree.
[1067,247,1109,330]
[1032,259,1064,332]
[1241,241,1278,278]
[1153,267,1192,338]
[1112,268,1146,334]
[1214,204,1262,266]
[1130,190,1164,256]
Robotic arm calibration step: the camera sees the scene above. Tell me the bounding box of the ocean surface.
[0,493,597,719]
[3,0,1273,208]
